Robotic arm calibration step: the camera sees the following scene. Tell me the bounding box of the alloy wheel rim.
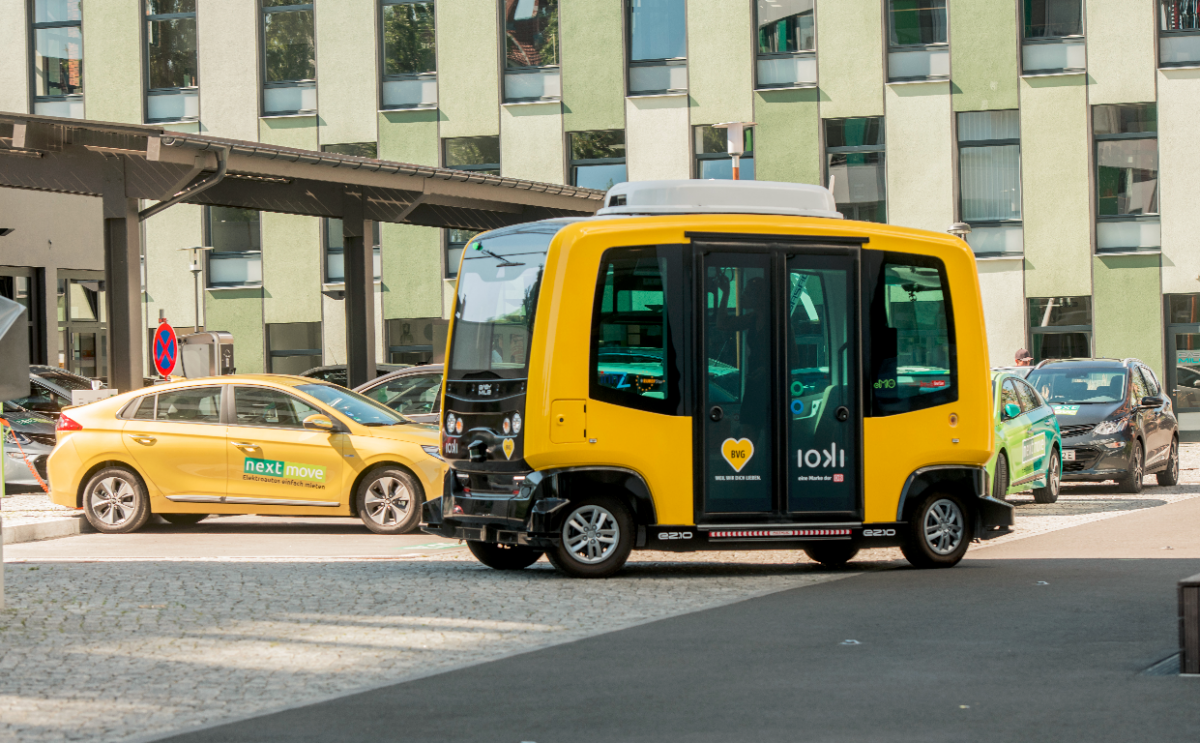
[561,504,620,565]
[1134,446,1143,484]
[923,498,964,556]
[1171,442,1179,480]
[90,477,137,525]
[1050,453,1060,496]
[364,476,411,525]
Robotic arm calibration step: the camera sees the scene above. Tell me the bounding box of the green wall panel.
[205,290,264,373]
[259,116,320,149]
[753,89,820,184]
[261,212,321,324]
[686,0,753,125]
[379,110,440,166]
[1094,254,1163,375]
[83,0,142,123]
[561,0,624,132]
[948,0,1020,111]
[1086,0,1157,106]
[382,224,443,319]
[817,0,885,118]
[436,0,499,138]
[1020,76,1092,298]
[317,0,378,146]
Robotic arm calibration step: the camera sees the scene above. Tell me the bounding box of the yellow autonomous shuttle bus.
[423,180,1013,577]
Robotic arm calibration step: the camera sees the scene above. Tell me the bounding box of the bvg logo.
[797,442,846,468]
[721,438,754,472]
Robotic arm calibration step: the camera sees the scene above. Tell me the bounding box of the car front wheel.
[993,453,1010,502]
[900,492,971,569]
[546,496,634,578]
[357,466,424,534]
[1032,450,1060,504]
[83,467,151,534]
[1117,441,1144,494]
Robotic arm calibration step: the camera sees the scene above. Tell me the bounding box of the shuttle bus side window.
[863,251,958,416]
[589,246,685,415]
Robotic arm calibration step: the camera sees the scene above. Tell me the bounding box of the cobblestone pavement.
[0,492,76,528]
[2,445,1200,743]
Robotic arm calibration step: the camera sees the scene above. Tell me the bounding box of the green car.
[988,371,1063,504]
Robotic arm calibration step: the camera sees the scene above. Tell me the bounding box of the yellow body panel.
[497,213,992,526]
[48,375,444,517]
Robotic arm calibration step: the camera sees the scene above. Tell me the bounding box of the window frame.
[1159,0,1200,68]
[625,0,689,96]
[753,0,817,90]
[568,129,628,189]
[379,0,438,110]
[204,206,264,289]
[824,117,888,224]
[149,384,226,425]
[260,0,317,116]
[501,0,562,103]
[29,0,85,115]
[956,110,1024,257]
[1027,296,1093,362]
[231,384,323,429]
[1020,0,1086,76]
[1092,103,1160,255]
[142,0,199,123]
[693,125,756,181]
[886,0,950,83]
[264,321,323,374]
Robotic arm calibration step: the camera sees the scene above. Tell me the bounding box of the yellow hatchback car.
[47,375,445,535]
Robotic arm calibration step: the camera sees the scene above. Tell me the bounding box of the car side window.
[1131,369,1150,401]
[369,374,442,416]
[1015,380,1039,412]
[131,395,156,420]
[233,386,321,428]
[155,387,222,423]
[1001,379,1020,415]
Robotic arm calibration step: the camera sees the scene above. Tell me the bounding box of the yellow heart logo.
[721,438,754,472]
[502,438,515,460]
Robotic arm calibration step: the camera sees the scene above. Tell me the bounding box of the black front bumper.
[1062,437,1134,481]
[421,468,567,549]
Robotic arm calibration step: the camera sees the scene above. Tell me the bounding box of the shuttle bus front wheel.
[547,496,634,579]
[900,492,971,569]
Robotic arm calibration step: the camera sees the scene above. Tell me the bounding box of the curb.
[2,514,92,545]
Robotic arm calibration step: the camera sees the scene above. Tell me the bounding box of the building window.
[145,0,198,123]
[442,137,498,279]
[887,0,949,82]
[266,322,322,375]
[1021,0,1084,75]
[695,125,755,180]
[445,230,479,280]
[958,110,1023,257]
[321,144,381,284]
[31,0,84,118]
[1161,1,1200,66]
[262,0,316,116]
[1166,294,1200,421]
[503,0,561,102]
[56,273,107,379]
[1028,296,1092,363]
[569,130,627,190]
[755,0,815,89]
[627,0,687,95]
[206,207,263,288]
[381,0,436,109]
[825,117,886,223]
[1094,103,1159,253]
[385,317,441,364]
[0,269,42,364]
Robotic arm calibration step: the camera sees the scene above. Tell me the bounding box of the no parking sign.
[153,320,178,377]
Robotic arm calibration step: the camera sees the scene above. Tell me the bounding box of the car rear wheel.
[83,467,151,534]
[1117,441,1144,494]
[900,492,971,569]
[468,541,543,570]
[546,496,634,578]
[1032,450,1061,504]
[1156,438,1180,487]
[993,453,1010,502]
[159,513,208,526]
[803,542,860,568]
[357,467,424,534]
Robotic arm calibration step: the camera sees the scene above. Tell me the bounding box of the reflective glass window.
[570,130,627,190]
[263,0,315,83]
[146,0,197,90]
[1023,0,1083,38]
[207,207,263,288]
[505,0,559,68]
[32,0,84,99]
[629,0,686,61]
[889,0,947,46]
[233,386,320,428]
[266,322,322,376]
[758,0,814,53]
[382,1,436,76]
[155,386,222,423]
[365,373,442,416]
[826,118,886,224]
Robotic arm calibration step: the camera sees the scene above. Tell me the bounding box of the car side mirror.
[303,414,336,431]
[1140,396,1164,408]
[1003,403,1021,420]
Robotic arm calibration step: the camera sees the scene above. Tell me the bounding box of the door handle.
[230,441,260,452]
[709,406,724,422]
[128,435,156,445]
[835,406,850,422]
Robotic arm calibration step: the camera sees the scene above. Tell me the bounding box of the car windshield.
[296,384,409,426]
[1027,368,1127,404]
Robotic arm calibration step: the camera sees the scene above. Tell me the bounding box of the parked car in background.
[1027,358,1178,493]
[299,364,408,388]
[989,372,1062,504]
[1,401,55,492]
[992,366,1033,379]
[7,373,75,420]
[354,364,443,425]
[31,365,102,391]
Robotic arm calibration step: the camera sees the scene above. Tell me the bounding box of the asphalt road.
[154,498,1200,743]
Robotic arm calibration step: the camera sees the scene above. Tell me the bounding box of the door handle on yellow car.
[230,441,260,453]
[128,434,156,445]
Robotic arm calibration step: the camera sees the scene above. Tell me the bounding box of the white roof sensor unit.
[596,180,842,219]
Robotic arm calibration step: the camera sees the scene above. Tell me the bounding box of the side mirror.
[1140,396,1164,408]
[1002,403,1021,420]
[303,413,336,431]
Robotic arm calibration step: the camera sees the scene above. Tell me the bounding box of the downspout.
[138,142,230,222]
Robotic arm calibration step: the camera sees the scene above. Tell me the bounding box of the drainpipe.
[138,142,229,222]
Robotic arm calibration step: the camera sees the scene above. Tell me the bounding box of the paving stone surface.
[1,445,1199,743]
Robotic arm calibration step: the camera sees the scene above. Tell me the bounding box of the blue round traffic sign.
[153,322,178,376]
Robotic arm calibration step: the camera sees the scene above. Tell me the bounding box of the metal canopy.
[0,112,604,231]
[0,111,605,393]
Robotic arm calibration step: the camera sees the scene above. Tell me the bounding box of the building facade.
[2,0,1200,430]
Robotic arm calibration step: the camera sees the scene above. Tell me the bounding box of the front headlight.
[446,413,456,434]
[512,412,522,434]
[421,444,444,461]
[1093,417,1129,435]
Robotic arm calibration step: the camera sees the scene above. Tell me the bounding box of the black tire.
[159,513,208,526]
[993,452,1010,502]
[1032,449,1061,504]
[1156,438,1180,487]
[803,541,860,567]
[356,466,424,534]
[900,492,972,569]
[546,495,635,578]
[1117,440,1144,494]
[467,541,543,570]
[82,466,151,534]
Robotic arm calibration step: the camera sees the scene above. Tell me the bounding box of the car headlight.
[502,417,511,435]
[512,412,522,434]
[421,444,444,461]
[1093,417,1129,435]
[446,413,456,435]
